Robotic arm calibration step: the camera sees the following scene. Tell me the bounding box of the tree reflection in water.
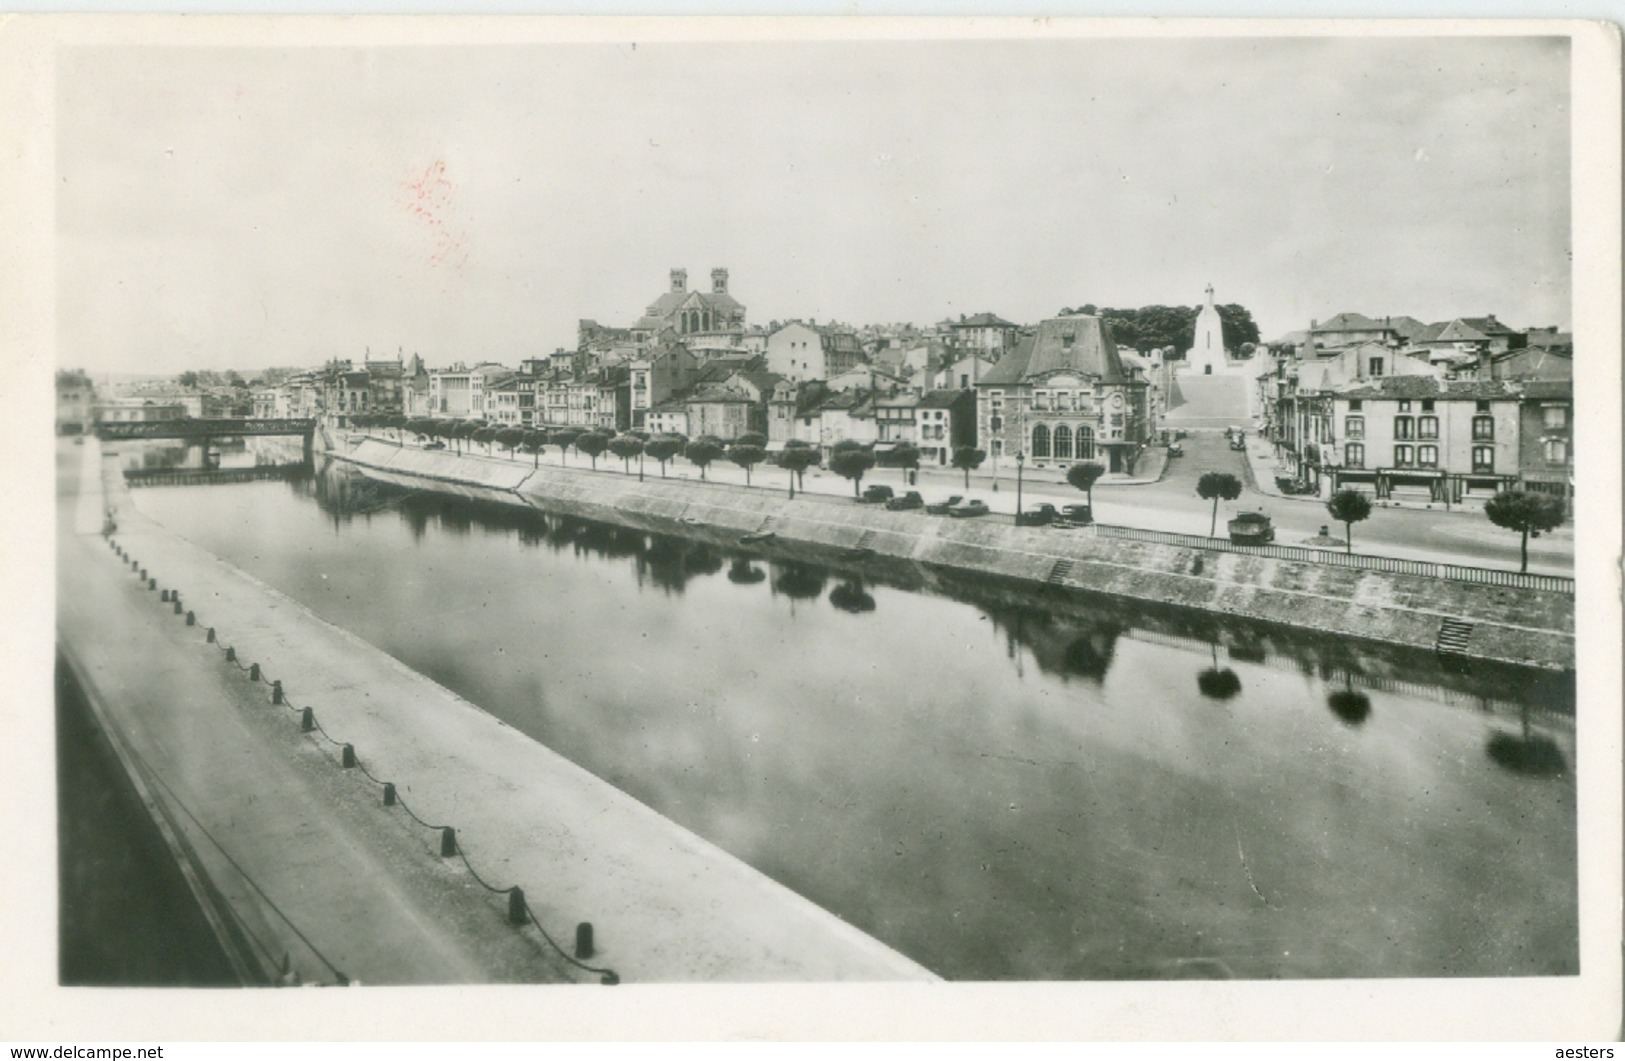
[1486,702,1567,777]
[828,577,876,614]
[1327,688,1372,726]
[1197,643,1242,701]
[726,558,767,585]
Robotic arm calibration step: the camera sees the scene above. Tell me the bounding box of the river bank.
[60,437,935,984]
[332,437,1575,672]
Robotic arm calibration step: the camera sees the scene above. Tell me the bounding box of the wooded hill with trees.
[1055,302,1261,358]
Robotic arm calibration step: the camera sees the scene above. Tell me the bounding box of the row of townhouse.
[1260,343,1573,509]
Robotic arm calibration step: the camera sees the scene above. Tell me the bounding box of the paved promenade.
[58,438,933,985]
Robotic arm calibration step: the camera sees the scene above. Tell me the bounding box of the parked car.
[1168,442,1184,457]
[1015,503,1061,527]
[1275,475,1313,496]
[886,491,924,511]
[859,484,895,504]
[925,494,964,515]
[1227,511,1276,545]
[424,440,446,450]
[1059,503,1094,526]
[948,499,990,518]
[1229,437,1247,452]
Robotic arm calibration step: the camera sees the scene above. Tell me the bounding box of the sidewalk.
[63,438,934,986]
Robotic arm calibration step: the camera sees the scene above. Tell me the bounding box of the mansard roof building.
[975,315,1151,474]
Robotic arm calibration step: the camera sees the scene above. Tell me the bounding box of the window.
[1544,438,1568,465]
[1472,415,1494,441]
[1344,416,1364,439]
[1368,357,1385,377]
[1418,416,1439,439]
[1394,415,1415,440]
[1543,405,1569,429]
[1398,400,1412,412]
[1394,444,1414,468]
[1472,446,1495,473]
[1031,424,1050,458]
[1418,445,1438,468]
[1053,424,1073,460]
[1344,442,1365,469]
[1476,400,1490,412]
[1349,399,1363,411]
[1075,427,1095,460]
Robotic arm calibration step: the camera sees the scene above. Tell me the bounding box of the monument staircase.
[1164,373,1253,431]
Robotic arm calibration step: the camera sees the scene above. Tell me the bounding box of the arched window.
[1053,424,1073,461]
[1075,426,1094,460]
[1031,424,1050,459]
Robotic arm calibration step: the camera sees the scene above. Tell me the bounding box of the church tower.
[1187,284,1228,375]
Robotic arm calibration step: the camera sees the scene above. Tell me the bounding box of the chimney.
[670,268,687,293]
[1310,318,1318,329]
[711,267,728,294]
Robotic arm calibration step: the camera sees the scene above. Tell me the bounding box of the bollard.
[382,782,396,806]
[148,578,156,591]
[440,827,457,858]
[508,888,527,926]
[160,589,170,602]
[225,646,236,663]
[173,599,183,615]
[206,628,216,643]
[185,611,195,627]
[249,663,261,682]
[574,922,594,960]
[341,744,356,768]
[300,706,314,731]
[271,680,283,704]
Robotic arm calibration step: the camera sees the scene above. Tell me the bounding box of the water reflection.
[1196,644,1243,701]
[132,461,1579,980]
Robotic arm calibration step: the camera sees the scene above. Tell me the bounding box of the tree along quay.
[126,455,1578,980]
[334,438,1575,672]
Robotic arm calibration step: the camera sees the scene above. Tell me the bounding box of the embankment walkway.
[59,438,933,985]
[337,439,1575,672]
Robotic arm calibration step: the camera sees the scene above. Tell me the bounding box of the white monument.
[1187,283,1229,375]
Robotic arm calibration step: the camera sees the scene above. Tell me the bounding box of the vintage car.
[1015,503,1061,527]
[885,491,924,511]
[1227,511,1276,545]
[859,484,895,504]
[1274,475,1313,495]
[1228,436,1247,452]
[1167,442,1184,458]
[1059,503,1094,526]
[947,499,991,518]
[924,494,964,515]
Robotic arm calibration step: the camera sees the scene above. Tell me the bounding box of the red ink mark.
[397,159,470,273]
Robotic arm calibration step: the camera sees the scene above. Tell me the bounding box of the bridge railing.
[1091,523,1574,594]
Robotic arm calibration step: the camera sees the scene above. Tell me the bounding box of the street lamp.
[1015,449,1025,524]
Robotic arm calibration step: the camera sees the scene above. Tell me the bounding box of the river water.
[124,449,1577,981]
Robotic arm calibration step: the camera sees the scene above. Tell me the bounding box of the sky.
[54,32,1572,376]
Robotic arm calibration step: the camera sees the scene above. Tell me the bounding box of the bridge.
[97,417,316,441]
[98,417,317,461]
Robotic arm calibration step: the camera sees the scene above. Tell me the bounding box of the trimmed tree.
[645,436,683,478]
[830,447,876,497]
[778,446,819,498]
[685,438,725,480]
[575,430,610,470]
[495,427,524,459]
[1484,489,1566,573]
[551,426,582,465]
[521,428,547,468]
[1325,487,1374,555]
[887,442,921,484]
[951,446,986,489]
[608,435,644,475]
[728,443,766,487]
[735,431,768,449]
[454,420,480,454]
[1066,461,1107,511]
[1196,471,1243,537]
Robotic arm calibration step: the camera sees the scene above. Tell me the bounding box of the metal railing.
[1092,523,1573,594]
